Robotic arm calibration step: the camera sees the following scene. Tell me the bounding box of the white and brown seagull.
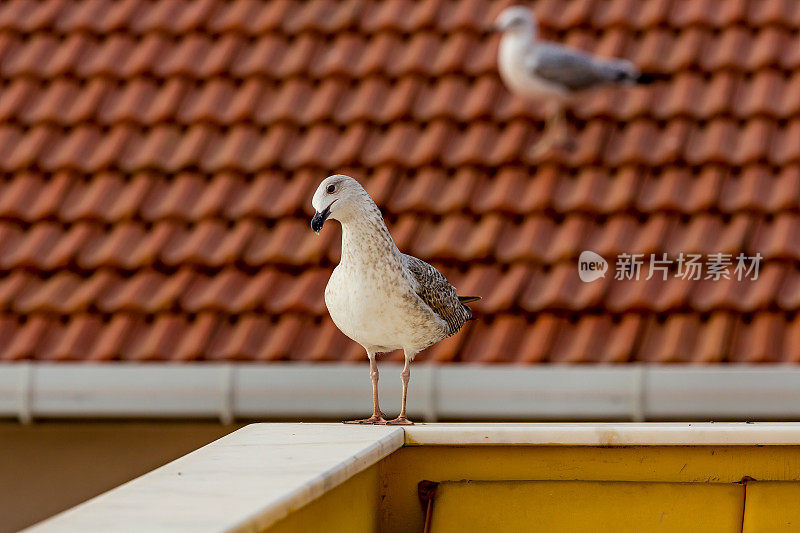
[311,175,478,425]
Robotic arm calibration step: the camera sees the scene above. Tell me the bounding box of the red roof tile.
[0,0,796,364]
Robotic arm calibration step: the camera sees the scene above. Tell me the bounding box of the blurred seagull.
[495,5,664,155]
[311,175,478,425]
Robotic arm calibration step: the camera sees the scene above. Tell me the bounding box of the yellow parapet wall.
[26,424,800,533]
[265,466,381,533]
[742,482,800,531]
[272,444,800,533]
[378,446,800,532]
[428,480,744,533]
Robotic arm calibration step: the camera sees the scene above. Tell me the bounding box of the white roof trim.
[3,363,800,423]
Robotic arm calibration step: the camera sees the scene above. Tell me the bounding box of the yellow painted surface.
[743,482,800,532]
[429,480,743,533]
[264,445,800,533]
[379,446,800,533]
[263,465,379,533]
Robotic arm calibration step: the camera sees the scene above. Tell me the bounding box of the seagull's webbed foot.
[530,137,556,158]
[386,416,414,425]
[531,136,574,157]
[343,413,388,425]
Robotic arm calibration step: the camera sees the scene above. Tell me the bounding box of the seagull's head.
[311,174,368,233]
[493,6,536,36]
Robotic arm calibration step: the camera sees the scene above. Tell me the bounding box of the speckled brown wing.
[403,254,474,337]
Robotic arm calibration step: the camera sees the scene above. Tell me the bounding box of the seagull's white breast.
[499,36,567,100]
[325,260,445,354]
[323,220,448,355]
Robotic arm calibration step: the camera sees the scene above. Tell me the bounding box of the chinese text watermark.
[578,251,762,282]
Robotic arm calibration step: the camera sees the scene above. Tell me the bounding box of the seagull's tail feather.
[465,307,477,322]
[633,71,670,84]
[603,59,668,85]
[459,296,480,322]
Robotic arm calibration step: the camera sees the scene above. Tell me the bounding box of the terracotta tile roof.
[0,0,798,364]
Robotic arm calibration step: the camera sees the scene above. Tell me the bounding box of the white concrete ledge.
[24,424,404,533]
[403,422,800,446]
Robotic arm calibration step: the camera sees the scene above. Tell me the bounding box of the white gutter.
[2,363,800,423]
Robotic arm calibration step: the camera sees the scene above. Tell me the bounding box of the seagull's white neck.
[498,28,539,91]
[338,202,402,268]
[500,26,537,53]
[506,22,536,42]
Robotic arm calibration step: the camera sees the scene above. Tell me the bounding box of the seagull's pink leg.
[531,102,570,156]
[552,105,574,152]
[344,353,387,424]
[388,353,414,425]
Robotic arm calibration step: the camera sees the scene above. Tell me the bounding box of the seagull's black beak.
[311,204,332,234]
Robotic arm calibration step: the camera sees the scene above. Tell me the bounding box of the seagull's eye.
[327,184,336,194]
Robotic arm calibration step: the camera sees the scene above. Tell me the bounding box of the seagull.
[311,175,478,425]
[494,5,664,155]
